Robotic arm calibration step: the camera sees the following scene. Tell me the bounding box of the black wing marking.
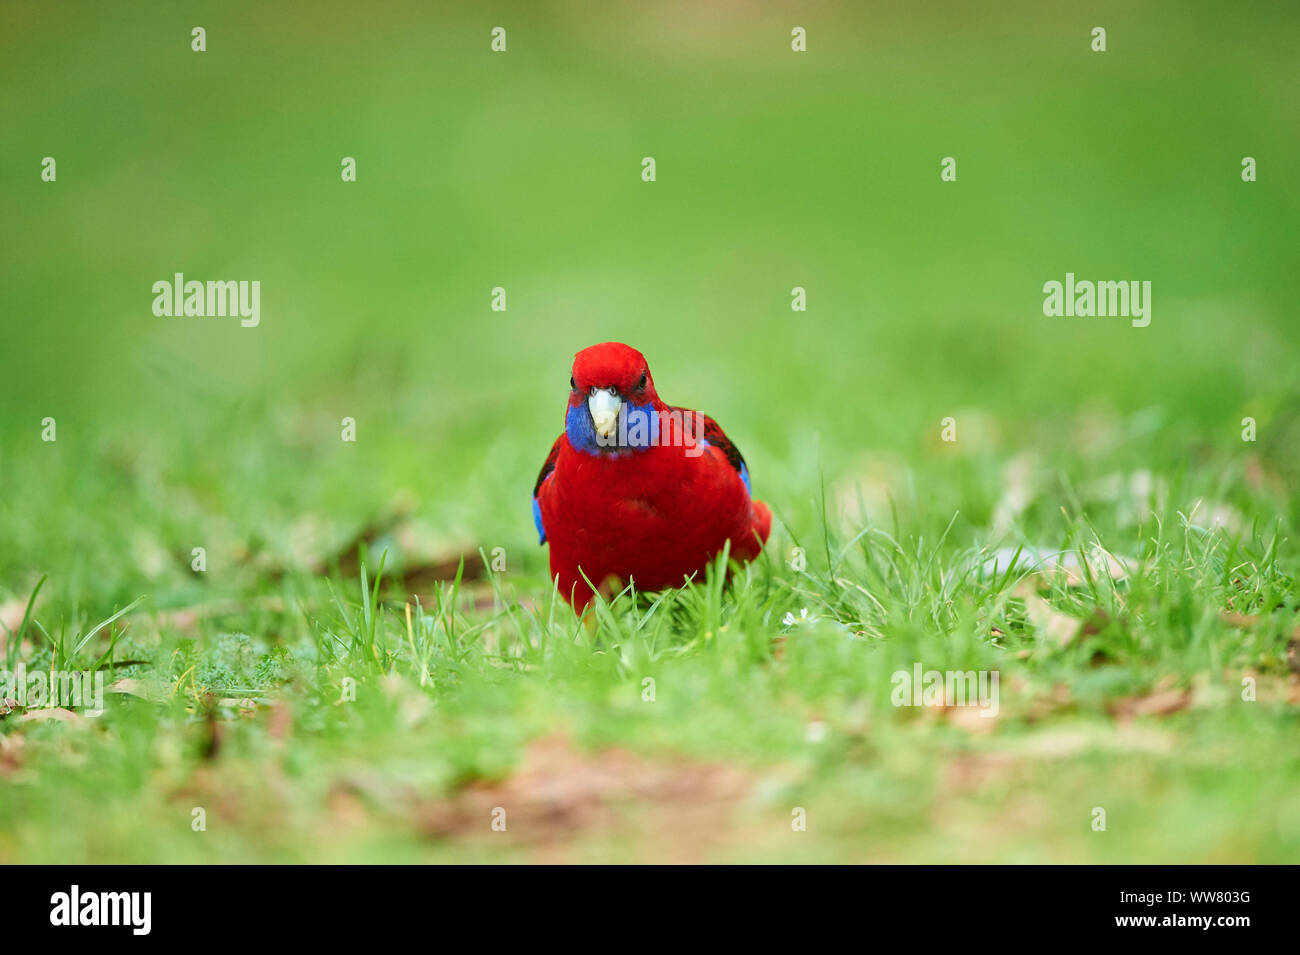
[676,407,750,487]
[533,435,562,498]
[532,435,563,544]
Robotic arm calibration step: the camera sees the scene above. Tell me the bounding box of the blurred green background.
[4,1,1297,582]
[1,1,1298,863]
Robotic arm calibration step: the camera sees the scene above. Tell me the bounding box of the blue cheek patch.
[532,495,546,544]
[565,402,600,455]
[565,399,659,456]
[623,402,659,449]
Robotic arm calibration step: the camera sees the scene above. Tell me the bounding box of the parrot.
[532,342,771,612]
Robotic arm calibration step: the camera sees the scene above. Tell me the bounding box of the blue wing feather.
[532,496,546,544]
[681,409,753,497]
[532,436,562,545]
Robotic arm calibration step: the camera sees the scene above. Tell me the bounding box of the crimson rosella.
[532,342,772,612]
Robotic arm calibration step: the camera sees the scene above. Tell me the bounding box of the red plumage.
[533,342,771,612]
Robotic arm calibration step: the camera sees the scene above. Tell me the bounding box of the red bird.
[533,342,772,612]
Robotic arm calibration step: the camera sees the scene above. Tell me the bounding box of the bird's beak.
[588,387,622,441]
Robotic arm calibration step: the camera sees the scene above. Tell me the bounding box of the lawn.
[1,0,1297,863]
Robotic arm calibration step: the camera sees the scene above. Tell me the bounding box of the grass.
[1,442,1296,863]
[1,0,1298,862]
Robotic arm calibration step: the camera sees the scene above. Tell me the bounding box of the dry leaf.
[0,734,24,775]
[416,733,752,861]
[1219,611,1262,628]
[943,704,999,735]
[987,547,1131,588]
[268,701,292,742]
[17,708,82,723]
[990,453,1037,537]
[1012,578,1110,648]
[1019,589,1082,646]
[1025,682,1074,722]
[0,598,30,635]
[109,678,171,702]
[1108,688,1191,722]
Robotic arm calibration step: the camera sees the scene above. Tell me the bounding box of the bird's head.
[565,342,663,455]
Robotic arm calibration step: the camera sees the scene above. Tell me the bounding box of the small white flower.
[782,608,810,627]
[804,720,829,743]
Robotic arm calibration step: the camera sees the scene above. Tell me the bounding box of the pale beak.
[588,387,622,441]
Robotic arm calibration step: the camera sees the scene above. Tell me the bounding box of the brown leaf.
[257,500,488,590]
[0,598,29,635]
[1014,581,1108,648]
[416,734,752,860]
[1219,611,1263,628]
[202,713,223,761]
[1018,589,1082,646]
[397,553,487,590]
[943,703,1000,735]
[109,678,170,702]
[1025,682,1074,722]
[17,708,82,723]
[1108,688,1191,722]
[268,701,292,742]
[991,548,1131,589]
[0,734,24,775]
[0,594,39,657]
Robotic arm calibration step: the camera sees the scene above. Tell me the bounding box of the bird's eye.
[636,372,647,391]
[570,376,576,391]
